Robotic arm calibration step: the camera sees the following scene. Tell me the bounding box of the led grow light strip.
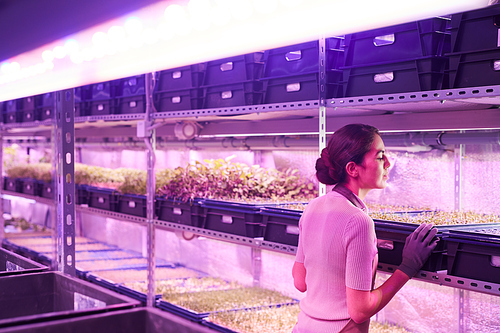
[0,0,488,102]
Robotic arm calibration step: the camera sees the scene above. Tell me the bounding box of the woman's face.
[357,134,391,190]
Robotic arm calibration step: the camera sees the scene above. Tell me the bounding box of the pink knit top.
[294,190,378,332]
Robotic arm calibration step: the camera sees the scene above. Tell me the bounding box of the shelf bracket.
[55,89,76,276]
[319,36,327,196]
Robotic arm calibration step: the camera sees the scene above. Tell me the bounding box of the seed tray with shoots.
[161,287,296,314]
[7,236,95,246]
[125,277,243,295]
[75,257,172,272]
[369,210,500,226]
[206,304,410,333]
[19,242,116,254]
[73,249,144,261]
[92,266,203,284]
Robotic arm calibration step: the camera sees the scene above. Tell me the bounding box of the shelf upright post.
[144,72,156,307]
[55,89,76,276]
[318,36,327,196]
[454,143,464,211]
[0,131,3,241]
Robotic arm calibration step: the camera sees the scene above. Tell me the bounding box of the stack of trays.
[115,75,146,114]
[87,80,120,116]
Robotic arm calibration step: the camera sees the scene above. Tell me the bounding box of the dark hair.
[316,124,380,185]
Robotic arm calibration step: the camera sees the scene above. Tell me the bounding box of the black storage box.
[35,106,54,121]
[0,307,216,333]
[445,225,500,284]
[117,95,146,114]
[156,64,205,91]
[117,193,147,217]
[155,89,203,112]
[39,181,55,199]
[3,110,21,123]
[117,75,146,97]
[343,17,450,67]
[0,271,140,328]
[261,207,302,246]
[203,53,264,86]
[201,81,263,108]
[87,186,119,211]
[21,109,36,122]
[4,177,23,193]
[374,219,448,272]
[200,200,266,238]
[342,56,448,97]
[156,197,205,228]
[88,99,116,116]
[20,178,40,196]
[0,248,48,277]
[89,81,118,101]
[75,184,89,205]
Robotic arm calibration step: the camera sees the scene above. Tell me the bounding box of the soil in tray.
[207,305,410,333]
[21,242,115,253]
[124,277,243,295]
[7,236,95,246]
[162,287,296,314]
[92,266,203,284]
[76,257,153,271]
[369,210,500,225]
[75,249,143,261]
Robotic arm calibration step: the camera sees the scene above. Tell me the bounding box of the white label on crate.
[373,34,395,47]
[491,256,500,267]
[47,187,52,193]
[129,101,137,108]
[286,83,301,92]
[128,201,136,208]
[97,83,104,91]
[74,292,106,310]
[98,196,105,204]
[6,261,23,271]
[222,215,233,224]
[377,239,394,250]
[286,50,302,61]
[97,104,104,111]
[221,91,233,99]
[128,77,137,86]
[374,72,394,83]
[220,62,233,72]
[26,184,31,190]
[26,113,32,119]
[494,60,500,71]
[286,225,300,235]
[172,71,182,79]
[173,207,183,215]
[45,109,51,116]
[172,96,181,104]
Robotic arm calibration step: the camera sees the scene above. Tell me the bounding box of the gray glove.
[398,223,439,278]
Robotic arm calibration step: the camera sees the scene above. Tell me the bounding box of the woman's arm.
[347,223,438,323]
[346,269,409,323]
[292,261,307,292]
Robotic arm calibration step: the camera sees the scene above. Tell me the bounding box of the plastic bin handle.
[373,34,395,47]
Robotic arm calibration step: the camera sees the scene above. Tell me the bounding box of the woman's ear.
[345,161,358,178]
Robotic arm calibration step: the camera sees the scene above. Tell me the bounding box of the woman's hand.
[398,223,439,278]
[292,261,307,292]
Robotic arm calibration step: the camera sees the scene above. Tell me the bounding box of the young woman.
[292,124,438,333]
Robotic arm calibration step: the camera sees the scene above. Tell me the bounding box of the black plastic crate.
[262,38,344,78]
[39,181,55,199]
[117,193,147,217]
[156,64,205,91]
[18,96,35,111]
[200,200,266,237]
[87,186,119,211]
[156,197,205,228]
[21,178,40,196]
[88,99,116,116]
[75,85,91,102]
[445,225,500,284]
[447,49,500,88]
[0,271,140,328]
[117,95,146,114]
[342,56,448,97]
[4,99,19,112]
[261,207,302,246]
[154,89,202,111]
[201,81,263,108]
[21,108,36,122]
[4,177,23,193]
[117,75,145,97]
[374,219,449,272]
[449,5,500,53]
[344,17,450,67]
[75,184,89,205]
[89,81,118,101]
[0,307,216,333]
[3,110,21,123]
[0,247,48,277]
[35,105,55,121]
[202,53,264,86]
[262,71,343,103]
[35,92,55,108]
[74,102,88,117]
